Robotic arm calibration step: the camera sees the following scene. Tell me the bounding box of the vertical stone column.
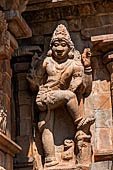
[103,52,113,160]
[12,46,43,170]
[0,11,21,170]
[12,47,35,169]
[103,52,113,110]
[86,53,113,162]
[91,52,113,162]
[14,66,33,164]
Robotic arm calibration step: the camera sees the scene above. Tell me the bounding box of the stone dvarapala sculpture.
[27,24,95,168]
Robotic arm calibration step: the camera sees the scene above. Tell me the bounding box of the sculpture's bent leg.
[37,90,94,168]
[37,90,80,122]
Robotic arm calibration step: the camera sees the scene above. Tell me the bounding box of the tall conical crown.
[50,24,74,47]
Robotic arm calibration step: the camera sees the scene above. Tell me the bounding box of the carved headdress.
[50,24,74,48]
[47,24,77,59]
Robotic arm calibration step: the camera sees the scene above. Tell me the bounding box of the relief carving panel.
[27,24,95,169]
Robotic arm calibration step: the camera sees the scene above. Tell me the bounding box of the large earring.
[47,49,52,57]
[68,48,74,59]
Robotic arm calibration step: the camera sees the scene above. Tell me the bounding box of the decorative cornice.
[23,5,79,23]
[27,0,100,11]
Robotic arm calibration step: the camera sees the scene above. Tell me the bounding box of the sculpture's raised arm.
[82,48,92,97]
[68,47,92,102]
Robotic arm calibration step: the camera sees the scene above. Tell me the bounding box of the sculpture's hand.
[81,48,92,97]
[82,48,91,68]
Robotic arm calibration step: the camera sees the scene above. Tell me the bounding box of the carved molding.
[24,5,79,22]
[0,132,22,157]
[26,0,100,12]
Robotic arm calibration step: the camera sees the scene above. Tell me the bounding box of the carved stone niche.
[27,23,95,170]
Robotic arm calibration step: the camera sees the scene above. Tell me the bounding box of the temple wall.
[13,1,113,168]
[0,1,113,170]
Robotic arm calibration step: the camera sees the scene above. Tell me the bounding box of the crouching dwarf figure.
[27,24,95,167]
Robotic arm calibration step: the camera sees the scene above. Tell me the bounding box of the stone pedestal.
[89,161,112,170]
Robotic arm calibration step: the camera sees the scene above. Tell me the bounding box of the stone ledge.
[45,165,89,170]
[14,162,33,169]
[45,168,88,170]
[91,34,113,42]
[94,150,113,162]
[0,132,22,157]
[27,0,100,11]
[81,24,113,38]
[89,161,112,170]
[52,0,99,3]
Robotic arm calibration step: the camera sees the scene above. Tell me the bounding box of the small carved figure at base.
[75,117,95,167]
[61,139,74,160]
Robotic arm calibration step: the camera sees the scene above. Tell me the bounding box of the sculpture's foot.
[45,157,59,167]
[75,116,95,130]
[45,160,59,167]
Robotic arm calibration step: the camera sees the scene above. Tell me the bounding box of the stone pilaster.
[92,51,113,162]
[103,52,113,111]
[0,11,21,170]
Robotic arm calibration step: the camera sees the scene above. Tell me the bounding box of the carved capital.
[5,10,32,39]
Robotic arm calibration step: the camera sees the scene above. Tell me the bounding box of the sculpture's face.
[52,39,69,60]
